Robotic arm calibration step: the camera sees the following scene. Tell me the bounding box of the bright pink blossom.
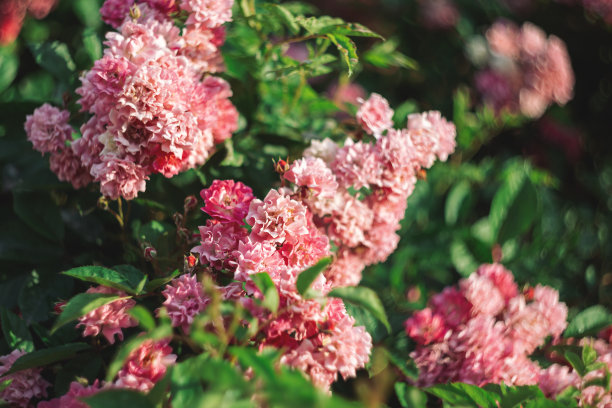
[405,308,448,345]
[356,93,394,136]
[193,219,247,270]
[115,338,176,392]
[159,274,209,333]
[247,189,309,244]
[0,350,50,408]
[284,157,338,198]
[200,180,254,224]
[76,286,137,344]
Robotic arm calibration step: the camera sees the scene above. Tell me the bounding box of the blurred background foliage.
[1,0,612,406]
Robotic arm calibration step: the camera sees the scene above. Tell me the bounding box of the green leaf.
[564,305,612,338]
[0,51,18,93]
[82,29,102,63]
[327,34,358,76]
[489,169,539,244]
[319,23,383,39]
[328,286,390,332]
[129,305,156,331]
[106,324,172,382]
[296,16,345,34]
[261,4,299,34]
[296,257,332,297]
[445,181,471,225]
[564,350,586,377]
[229,347,277,382]
[582,344,598,366]
[395,383,427,408]
[426,383,499,407]
[13,191,65,242]
[62,265,147,295]
[29,41,76,83]
[362,38,418,70]
[0,308,34,352]
[251,272,279,313]
[84,389,154,408]
[52,292,127,333]
[450,239,479,277]
[0,343,90,377]
[144,269,180,292]
[525,399,569,408]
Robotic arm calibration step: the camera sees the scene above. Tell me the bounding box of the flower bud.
[144,246,157,261]
[184,195,198,213]
[275,158,290,175]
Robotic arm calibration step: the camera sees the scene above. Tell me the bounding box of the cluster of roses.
[475,19,574,119]
[287,93,456,287]
[24,0,238,200]
[405,263,568,387]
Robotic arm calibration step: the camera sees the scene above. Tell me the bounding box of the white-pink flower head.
[407,111,457,165]
[283,157,338,198]
[159,273,209,333]
[0,350,50,408]
[76,286,137,344]
[356,93,394,136]
[246,189,309,244]
[24,103,72,154]
[201,179,254,224]
[91,157,148,200]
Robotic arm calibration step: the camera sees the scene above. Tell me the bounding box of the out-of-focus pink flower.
[100,0,135,28]
[538,364,578,397]
[324,250,366,288]
[180,0,234,29]
[356,93,394,137]
[0,350,50,408]
[48,147,94,190]
[460,273,506,317]
[0,0,57,45]
[115,338,176,392]
[476,263,519,303]
[201,179,254,224]
[407,111,457,164]
[418,0,459,30]
[405,308,448,345]
[76,286,137,344]
[37,380,104,408]
[327,81,366,108]
[159,274,209,333]
[303,138,340,165]
[584,0,612,24]
[24,104,72,154]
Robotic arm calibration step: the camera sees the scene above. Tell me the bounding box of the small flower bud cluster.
[405,263,568,388]
[475,20,575,118]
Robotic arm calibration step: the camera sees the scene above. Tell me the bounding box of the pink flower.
[115,338,176,392]
[280,224,330,270]
[48,147,93,189]
[418,0,459,30]
[76,286,137,344]
[476,263,519,303]
[193,219,247,270]
[91,157,148,200]
[407,111,457,165]
[0,350,50,408]
[37,380,104,408]
[180,0,234,29]
[430,287,472,329]
[532,284,568,339]
[246,189,309,244]
[100,0,134,28]
[538,364,578,397]
[328,193,373,248]
[284,157,338,198]
[331,141,382,190]
[200,180,254,224]
[356,93,394,136]
[159,274,209,333]
[24,104,72,154]
[303,138,339,165]
[460,273,506,317]
[405,308,448,345]
[324,249,366,288]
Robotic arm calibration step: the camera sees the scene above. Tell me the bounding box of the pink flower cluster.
[38,381,105,408]
[475,20,574,118]
[25,0,238,200]
[0,349,50,407]
[158,273,209,333]
[405,263,568,387]
[191,179,372,390]
[289,93,455,287]
[76,285,138,344]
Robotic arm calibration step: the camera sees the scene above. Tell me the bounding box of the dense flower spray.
[24,0,238,199]
[475,20,574,118]
[405,263,568,387]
